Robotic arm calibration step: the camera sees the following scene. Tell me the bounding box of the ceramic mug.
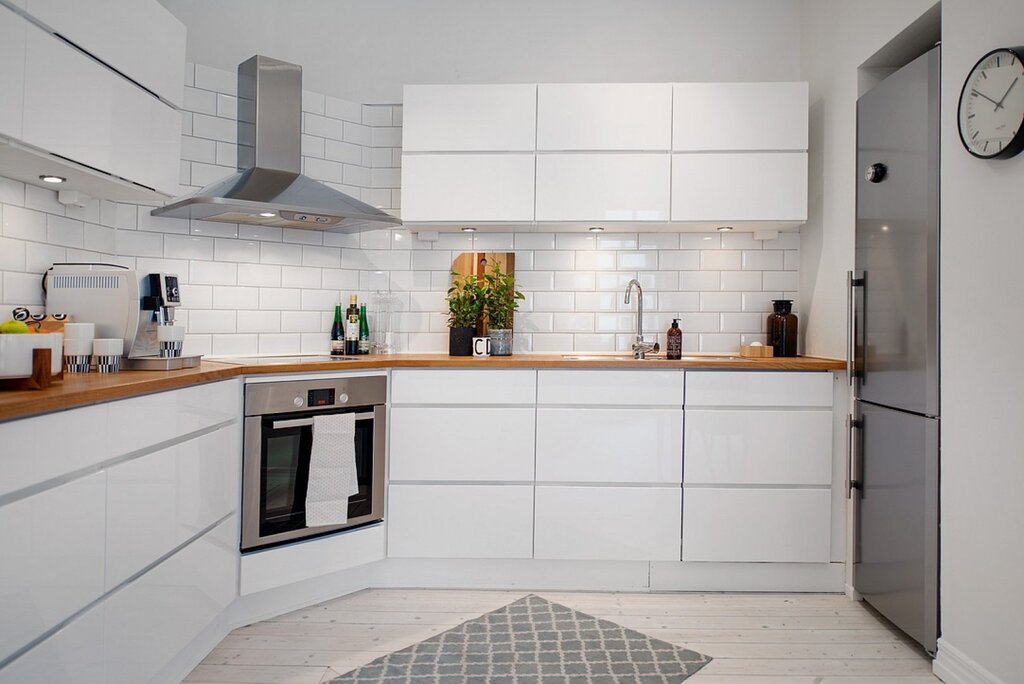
[472,336,491,358]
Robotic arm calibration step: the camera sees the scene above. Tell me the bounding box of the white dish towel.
[305,413,359,527]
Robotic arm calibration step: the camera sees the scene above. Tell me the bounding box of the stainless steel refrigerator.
[851,46,939,655]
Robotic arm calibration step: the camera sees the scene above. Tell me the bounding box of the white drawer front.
[673,82,808,152]
[682,488,831,562]
[684,410,832,485]
[537,370,683,406]
[388,484,533,558]
[685,371,833,407]
[534,486,681,561]
[537,83,672,151]
[390,407,535,482]
[0,597,105,684]
[105,425,240,589]
[400,153,536,222]
[391,370,536,405]
[0,473,106,661]
[670,152,807,222]
[534,154,671,222]
[536,408,681,484]
[402,84,537,152]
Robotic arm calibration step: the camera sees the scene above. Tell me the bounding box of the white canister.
[472,336,491,358]
[64,337,93,373]
[62,323,95,341]
[157,325,185,358]
[93,338,123,374]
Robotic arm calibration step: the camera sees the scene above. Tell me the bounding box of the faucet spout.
[624,279,657,359]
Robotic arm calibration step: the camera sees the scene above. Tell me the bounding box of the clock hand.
[995,77,1019,111]
[972,88,1002,108]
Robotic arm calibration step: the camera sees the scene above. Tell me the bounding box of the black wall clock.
[958,46,1024,159]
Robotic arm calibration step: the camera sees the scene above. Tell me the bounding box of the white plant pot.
[0,333,63,379]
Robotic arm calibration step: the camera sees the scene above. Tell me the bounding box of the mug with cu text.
[472,336,491,358]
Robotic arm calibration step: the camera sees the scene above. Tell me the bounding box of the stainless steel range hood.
[152,56,400,231]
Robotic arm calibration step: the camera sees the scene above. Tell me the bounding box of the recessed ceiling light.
[717,226,734,232]
[588,226,604,233]
[461,226,477,233]
[702,236,713,241]
[881,225,890,232]
[258,212,276,218]
[39,175,66,184]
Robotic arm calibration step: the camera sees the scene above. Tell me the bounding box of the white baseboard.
[153,612,231,684]
[845,583,863,601]
[933,639,1008,684]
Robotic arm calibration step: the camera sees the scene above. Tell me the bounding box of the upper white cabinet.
[536,83,672,150]
[25,0,186,107]
[401,153,535,222]
[403,84,537,151]
[0,4,27,140]
[671,152,807,222]
[673,82,808,152]
[535,154,670,222]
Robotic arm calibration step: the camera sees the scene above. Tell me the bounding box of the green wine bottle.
[358,304,370,354]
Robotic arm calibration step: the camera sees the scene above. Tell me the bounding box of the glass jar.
[766,299,798,357]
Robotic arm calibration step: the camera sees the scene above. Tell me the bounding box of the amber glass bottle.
[766,300,798,357]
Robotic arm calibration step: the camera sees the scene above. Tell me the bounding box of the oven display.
[308,388,335,406]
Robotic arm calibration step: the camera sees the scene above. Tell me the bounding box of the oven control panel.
[244,375,386,416]
[308,388,335,407]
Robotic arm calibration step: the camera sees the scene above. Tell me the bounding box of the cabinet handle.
[847,415,863,498]
[847,270,865,386]
[272,418,314,429]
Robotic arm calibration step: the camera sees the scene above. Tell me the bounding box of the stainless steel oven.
[241,375,386,552]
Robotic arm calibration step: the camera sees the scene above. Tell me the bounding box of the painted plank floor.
[185,589,940,683]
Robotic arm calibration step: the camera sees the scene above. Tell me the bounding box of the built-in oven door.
[241,404,385,552]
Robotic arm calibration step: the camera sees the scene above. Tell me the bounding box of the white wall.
[798,0,936,358]
[936,2,1024,682]
[157,0,802,103]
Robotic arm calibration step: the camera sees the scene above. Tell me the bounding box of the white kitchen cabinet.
[401,153,535,222]
[684,409,832,485]
[0,473,106,661]
[685,371,833,407]
[0,5,27,140]
[537,370,683,407]
[671,152,807,222]
[402,84,537,152]
[681,488,830,562]
[536,408,682,484]
[25,0,186,107]
[0,599,105,684]
[391,369,536,405]
[536,83,672,151]
[535,154,671,222]
[390,407,535,482]
[387,484,533,558]
[21,24,181,196]
[534,486,681,561]
[673,82,808,152]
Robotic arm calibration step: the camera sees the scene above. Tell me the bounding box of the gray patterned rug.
[328,594,711,683]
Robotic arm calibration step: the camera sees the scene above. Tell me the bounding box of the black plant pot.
[448,327,475,356]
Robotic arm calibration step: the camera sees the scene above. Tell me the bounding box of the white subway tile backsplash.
[25,242,66,273]
[238,225,282,242]
[784,250,800,270]
[194,64,235,95]
[301,245,341,268]
[638,233,678,250]
[554,271,595,291]
[322,268,360,290]
[680,233,720,249]
[742,291,784,312]
[164,235,214,260]
[533,250,574,271]
[215,238,261,263]
[212,333,258,356]
[189,309,236,333]
[260,242,303,266]
[700,291,741,312]
[45,216,84,248]
[556,233,599,251]
[574,292,615,311]
[236,311,280,333]
[774,232,800,250]
[0,177,24,206]
[720,312,765,333]
[189,260,237,286]
[574,250,615,271]
[573,333,616,352]
[2,206,45,241]
[325,96,362,123]
[259,333,302,355]
[180,284,212,309]
[236,263,281,288]
[260,288,301,310]
[302,90,326,116]
[678,313,721,333]
[742,250,784,270]
[304,113,344,140]
[190,220,238,239]
[658,291,700,313]
[701,250,741,270]
[116,230,164,257]
[762,271,799,291]
[532,333,575,352]
[721,232,762,250]
[513,233,555,250]
[533,291,576,312]
[137,206,188,234]
[659,250,700,270]
[595,271,636,291]
[720,271,762,291]
[192,113,236,142]
[699,333,742,353]
[213,286,259,310]
[0,237,26,270]
[84,224,115,253]
[281,265,322,289]
[25,186,64,215]
[638,271,678,291]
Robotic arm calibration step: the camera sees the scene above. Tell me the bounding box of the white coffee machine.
[44,263,201,370]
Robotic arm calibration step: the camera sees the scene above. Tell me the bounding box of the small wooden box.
[740,344,774,358]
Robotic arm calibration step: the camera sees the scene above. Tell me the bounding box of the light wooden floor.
[185,589,941,683]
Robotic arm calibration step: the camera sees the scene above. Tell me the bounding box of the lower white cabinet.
[671,152,807,222]
[681,488,830,562]
[388,484,533,558]
[390,407,535,482]
[536,408,682,483]
[534,486,681,561]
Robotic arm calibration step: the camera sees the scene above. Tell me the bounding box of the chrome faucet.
[624,279,659,359]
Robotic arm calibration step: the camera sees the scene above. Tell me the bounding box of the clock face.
[958,47,1024,159]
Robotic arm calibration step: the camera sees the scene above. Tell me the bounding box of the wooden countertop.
[0,353,844,422]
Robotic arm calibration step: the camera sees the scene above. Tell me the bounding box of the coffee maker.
[44,263,201,370]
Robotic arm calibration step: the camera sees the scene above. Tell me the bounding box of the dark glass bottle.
[345,295,360,355]
[766,299,798,357]
[666,319,682,360]
[358,304,370,354]
[330,304,344,356]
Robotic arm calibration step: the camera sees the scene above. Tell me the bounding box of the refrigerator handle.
[847,271,865,386]
[847,413,863,498]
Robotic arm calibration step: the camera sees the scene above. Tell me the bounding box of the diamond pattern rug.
[328,594,711,683]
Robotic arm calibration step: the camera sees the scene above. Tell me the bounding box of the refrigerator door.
[853,400,939,654]
[855,47,939,416]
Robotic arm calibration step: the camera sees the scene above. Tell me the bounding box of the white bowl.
[0,333,63,379]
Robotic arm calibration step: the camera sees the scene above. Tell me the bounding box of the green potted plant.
[482,261,524,356]
[447,272,483,356]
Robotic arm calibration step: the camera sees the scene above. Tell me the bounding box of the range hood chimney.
[151,56,400,231]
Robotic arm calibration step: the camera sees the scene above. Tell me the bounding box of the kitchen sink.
[561,354,750,362]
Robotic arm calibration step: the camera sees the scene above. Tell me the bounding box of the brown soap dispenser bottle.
[666,319,682,360]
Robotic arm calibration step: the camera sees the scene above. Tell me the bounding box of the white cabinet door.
[535,154,670,222]
[388,484,533,558]
[673,82,808,152]
[0,600,105,684]
[390,407,535,482]
[538,370,683,407]
[25,0,186,107]
[684,409,832,485]
[402,84,537,152]
[0,473,106,661]
[0,5,26,140]
[682,488,830,562]
[392,370,536,405]
[534,486,681,561]
[536,84,672,151]
[671,152,807,222]
[21,25,181,196]
[401,154,535,222]
[536,408,681,484]
[684,371,833,408]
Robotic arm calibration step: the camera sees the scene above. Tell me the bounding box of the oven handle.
[272,418,314,430]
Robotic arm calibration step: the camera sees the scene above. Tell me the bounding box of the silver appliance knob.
[293,396,304,407]
[338,393,349,404]
[864,163,888,183]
